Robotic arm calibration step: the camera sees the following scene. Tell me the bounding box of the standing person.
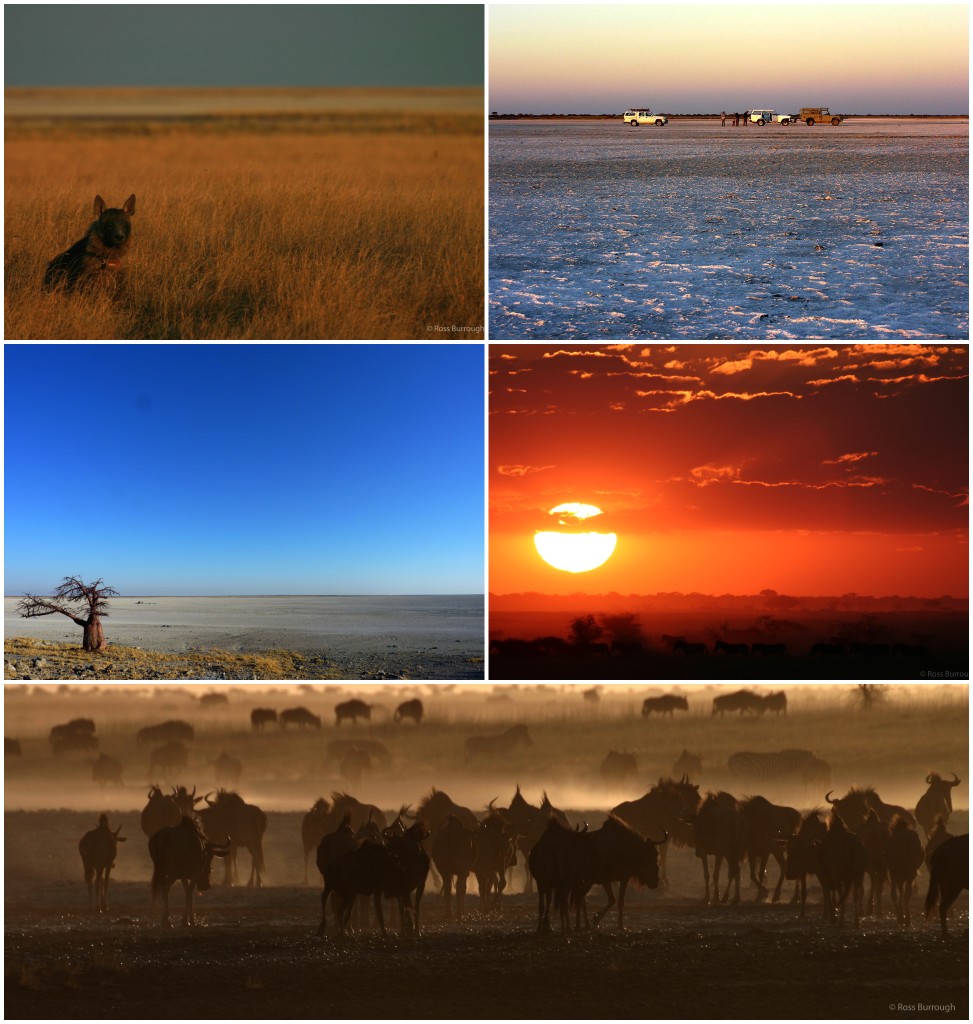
[733,112,739,127]
[743,109,750,127]
[721,110,727,126]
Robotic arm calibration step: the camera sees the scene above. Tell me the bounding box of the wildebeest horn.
[926,773,934,784]
[825,790,836,804]
[950,773,960,785]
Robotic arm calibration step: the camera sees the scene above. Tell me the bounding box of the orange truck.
[800,107,843,125]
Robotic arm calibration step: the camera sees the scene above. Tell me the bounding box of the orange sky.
[489,344,969,597]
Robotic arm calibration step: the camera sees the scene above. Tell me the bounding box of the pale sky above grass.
[489,2,969,113]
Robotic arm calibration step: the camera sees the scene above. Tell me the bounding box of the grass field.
[5,91,483,340]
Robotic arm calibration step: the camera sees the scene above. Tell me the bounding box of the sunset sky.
[489,3,969,114]
[5,344,484,596]
[489,343,968,597]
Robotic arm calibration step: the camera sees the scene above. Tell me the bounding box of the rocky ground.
[3,637,484,681]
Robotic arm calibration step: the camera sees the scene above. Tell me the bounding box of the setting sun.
[533,502,618,573]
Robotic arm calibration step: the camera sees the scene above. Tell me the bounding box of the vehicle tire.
[655,119,664,126]
[757,118,765,126]
[806,118,815,126]
[781,118,790,125]
[630,119,639,127]
[831,117,840,125]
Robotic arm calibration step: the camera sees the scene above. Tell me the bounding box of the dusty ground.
[5,808,968,1020]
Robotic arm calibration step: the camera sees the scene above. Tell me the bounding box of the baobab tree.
[19,576,118,652]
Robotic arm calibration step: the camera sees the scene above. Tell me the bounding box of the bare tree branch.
[18,576,119,651]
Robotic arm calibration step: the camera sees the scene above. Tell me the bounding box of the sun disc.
[534,502,617,573]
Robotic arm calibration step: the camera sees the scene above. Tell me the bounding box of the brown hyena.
[43,194,136,293]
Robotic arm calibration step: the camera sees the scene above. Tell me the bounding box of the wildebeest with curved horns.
[464,724,532,760]
[149,816,231,927]
[740,795,800,902]
[641,694,688,717]
[577,815,666,930]
[472,808,517,913]
[825,785,916,833]
[335,698,373,725]
[140,785,182,838]
[198,789,267,888]
[302,794,386,884]
[613,777,700,887]
[497,786,569,894]
[79,814,126,912]
[924,833,968,937]
[394,699,423,724]
[914,772,960,840]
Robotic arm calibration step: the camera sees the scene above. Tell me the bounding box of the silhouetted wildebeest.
[140,785,182,838]
[91,752,123,787]
[386,821,432,937]
[673,749,702,779]
[250,707,277,731]
[335,698,373,726]
[497,786,569,894]
[810,642,843,656]
[613,777,700,887]
[582,686,600,703]
[302,793,387,884]
[673,639,707,656]
[711,690,763,717]
[50,718,99,757]
[172,784,203,816]
[924,833,968,937]
[641,694,688,717]
[44,194,136,293]
[858,809,891,917]
[689,791,748,904]
[472,809,517,913]
[777,809,828,919]
[416,787,479,833]
[714,640,749,656]
[600,750,638,782]
[578,815,666,930]
[924,817,954,869]
[816,811,868,926]
[279,706,321,729]
[315,815,359,935]
[739,795,800,902]
[464,724,532,760]
[198,789,267,888]
[148,740,189,780]
[529,818,596,934]
[340,746,372,788]
[5,737,22,757]
[887,816,924,926]
[432,815,476,921]
[751,642,787,656]
[137,720,194,746]
[78,814,126,912]
[149,816,230,927]
[394,699,423,724]
[825,786,916,833]
[199,692,228,707]
[914,772,961,840]
[762,691,787,715]
[209,751,243,789]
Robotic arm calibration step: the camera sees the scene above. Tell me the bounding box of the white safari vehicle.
[623,108,668,126]
[748,109,794,125]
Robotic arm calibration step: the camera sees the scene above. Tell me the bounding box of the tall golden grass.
[5,119,483,339]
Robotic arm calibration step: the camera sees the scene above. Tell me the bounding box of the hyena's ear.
[123,194,136,216]
[94,195,106,216]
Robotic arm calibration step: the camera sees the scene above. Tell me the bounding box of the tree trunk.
[83,616,106,652]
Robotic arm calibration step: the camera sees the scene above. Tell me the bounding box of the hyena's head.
[92,194,136,248]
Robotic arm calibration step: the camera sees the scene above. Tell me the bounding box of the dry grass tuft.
[5,125,483,339]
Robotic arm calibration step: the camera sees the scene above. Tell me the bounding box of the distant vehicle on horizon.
[748,108,795,125]
[800,106,843,125]
[623,108,668,126]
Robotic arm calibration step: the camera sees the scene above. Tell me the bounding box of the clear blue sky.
[4,344,484,595]
[4,4,483,87]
